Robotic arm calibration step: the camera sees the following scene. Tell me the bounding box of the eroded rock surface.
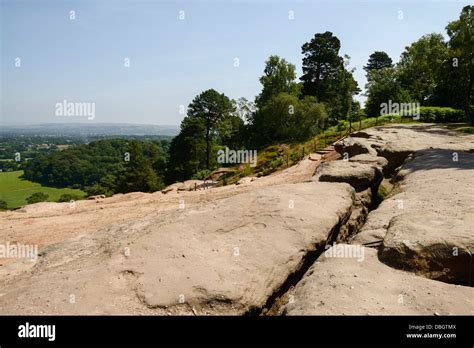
[0,182,355,315]
[314,161,382,192]
[283,246,474,315]
[376,149,474,284]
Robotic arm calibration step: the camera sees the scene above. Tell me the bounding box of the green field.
[0,171,86,209]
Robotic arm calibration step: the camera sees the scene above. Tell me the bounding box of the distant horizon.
[1,121,180,127]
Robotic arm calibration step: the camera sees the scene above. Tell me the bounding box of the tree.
[397,34,448,105]
[296,96,328,139]
[26,192,49,204]
[250,93,327,146]
[166,116,207,183]
[217,113,245,150]
[349,100,365,130]
[364,51,393,75]
[365,67,412,119]
[300,31,344,101]
[187,89,234,169]
[24,138,168,194]
[119,141,161,193]
[256,56,299,108]
[446,5,474,124]
[233,97,256,124]
[300,32,359,122]
[337,58,361,125]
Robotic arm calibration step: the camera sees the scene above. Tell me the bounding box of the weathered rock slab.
[313,161,382,192]
[354,148,474,284]
[283,246,474,315]
[0,182,354,315]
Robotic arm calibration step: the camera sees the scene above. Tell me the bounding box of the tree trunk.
[205,124,210,170]
[467,69,473,125]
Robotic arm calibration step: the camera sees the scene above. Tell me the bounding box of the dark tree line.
[23,139,169,195]
[364,5,473,122]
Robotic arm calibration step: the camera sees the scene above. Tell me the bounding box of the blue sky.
[1,0,471,126]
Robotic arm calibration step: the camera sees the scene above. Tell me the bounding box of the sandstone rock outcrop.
[313,161,382,193]
[0,182,355,315]
[283,246,474,315]
[349,154,388,173]
[376,149,474,285]
[334,137,379,157]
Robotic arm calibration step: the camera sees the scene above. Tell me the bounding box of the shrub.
[26,192,49,204]
[58,193,81,202]
[239,165,253,177]
[0,200,7,210]
[418,107,465,123]
[336,120,347,132]
[270,157,284,170]
[191,169,211,180]
[85,184,113,197]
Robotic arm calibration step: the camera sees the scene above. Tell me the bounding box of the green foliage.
[418,107,466,122]
[217,114,245,149]
[397,33,448,105]
[374,184,389,208]
[453,126,474,134]
[300,32,360,121]
[256,55,300,108]
[84,183,113,197]
[187,89,235,169]
[23,139,167,195]
[364,51,393,73]
[167,89,240,183]
[364,67,413,118]
[300,31,343,99]
[120,141,163,193]
[26,192,49,204]
[249,93,328,147]
[0,199,7,210]
[191,169,212,180]
[336,120,347,132]
[445,5,474,124]
[58,193,82,202]
[167,116,207,182]
[363,7,473,124]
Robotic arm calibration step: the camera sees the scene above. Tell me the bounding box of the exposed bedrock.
[0,182,358,315]
[334,137,380,158]
[376,149,474,285]
[283,245,474,315]
[313,161,383,194]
